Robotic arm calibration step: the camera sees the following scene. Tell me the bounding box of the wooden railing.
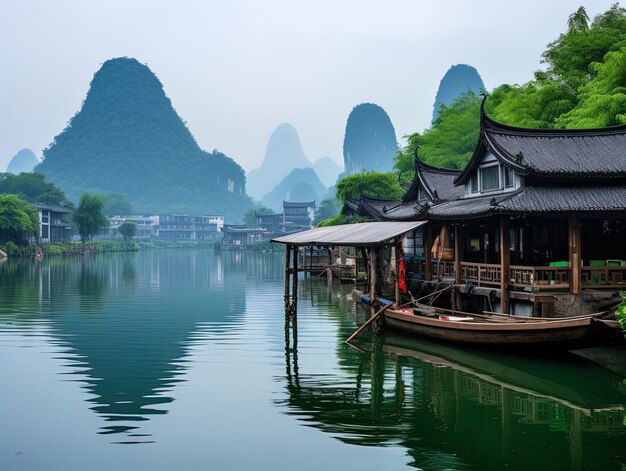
[431,260,455,279]
[431,261,626,291]
[461,262,501,286]
[581,266,626,289]
[510,266,570,291]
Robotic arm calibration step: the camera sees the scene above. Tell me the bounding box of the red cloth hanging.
[398,248,407,293]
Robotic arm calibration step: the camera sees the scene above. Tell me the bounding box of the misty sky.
[0,0,617,173]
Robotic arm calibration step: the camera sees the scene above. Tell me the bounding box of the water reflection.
[280,280,626,471]
[0,250,268,443]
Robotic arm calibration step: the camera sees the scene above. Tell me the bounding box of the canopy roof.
[272,221,426,247]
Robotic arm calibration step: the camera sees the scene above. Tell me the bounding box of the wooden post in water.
[369,247,377,313]
[292,246,299,319]
[327,247,333,284]
[500,218,510,314]
[284,245,292,313]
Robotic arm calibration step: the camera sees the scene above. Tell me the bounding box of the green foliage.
[317,214,369,227]
[73,193,109,243]
[335,171,404,203]
[0,194,39,243]
[118,220,137,241]
[555,46,626,127]
[101,192,133,216]
[314,198,340,225]
[395,92,481,175]
[616,291,626,336]
[244,207,274,227]
[36,57,252,221]
[0,172,69,206]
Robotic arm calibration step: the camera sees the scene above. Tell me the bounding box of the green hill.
[36,57,252,221]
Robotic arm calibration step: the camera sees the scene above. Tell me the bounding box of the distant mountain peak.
[433,64,485,122]
[36,57,251,221]
[6,148,38,174]
[246,122,311,200]
[343,103,397,175]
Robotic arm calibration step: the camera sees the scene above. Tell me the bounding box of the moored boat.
[383,304,622,349]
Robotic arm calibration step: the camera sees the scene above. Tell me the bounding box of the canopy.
[272,221,427,247]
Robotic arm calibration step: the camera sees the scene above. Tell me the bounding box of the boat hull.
[383,309,622,349]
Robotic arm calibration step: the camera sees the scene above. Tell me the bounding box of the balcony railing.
[431,260,626,291]
[461,262,502,286]
[581,266,626,289]
[510,266,570,291]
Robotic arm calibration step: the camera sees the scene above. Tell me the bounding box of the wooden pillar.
[425,225,432,281]
[454,224,462,285]
[369,247,377,308]
[394,241,400,307]
[327,247,333,284]
[569,215,581,295]
[284,245,292,311]
[292,247,299,317]
[500,218,510,314]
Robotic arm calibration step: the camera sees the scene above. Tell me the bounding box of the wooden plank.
[454,224,462,285]
[569,215,581,295]
[500,218,510,314]
[425,224,432,281]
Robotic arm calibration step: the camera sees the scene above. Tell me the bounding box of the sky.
[0,0,618,173]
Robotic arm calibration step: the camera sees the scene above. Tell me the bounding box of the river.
[0,250,624,470]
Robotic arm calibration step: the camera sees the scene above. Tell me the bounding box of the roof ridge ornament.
[515,151,524,164]
[479,92,488,124]
[490,197,497,207]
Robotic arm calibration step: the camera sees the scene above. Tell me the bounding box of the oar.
[345,303,391,344]
[345,285,455,344]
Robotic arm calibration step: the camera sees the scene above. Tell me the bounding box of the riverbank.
[0,239,220,257]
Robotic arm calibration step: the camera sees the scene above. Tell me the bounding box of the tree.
[73,193,108,243]
[568,6,590,31]
[555,45,626,128]
[314,198,340,225]
[394,92,482,176]
[101,192,133,216]
[0,194,39,243]
[243,207,273,227]
[0,172,69,206]
[335,171,404,202]
[118,220,137,241]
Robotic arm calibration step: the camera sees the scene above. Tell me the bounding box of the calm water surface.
[0,250,624,470]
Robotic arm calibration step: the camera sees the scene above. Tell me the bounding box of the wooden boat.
[383,304,622,349]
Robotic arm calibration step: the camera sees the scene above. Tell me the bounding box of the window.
[470,172,479,193]
[504,166,515,188]
[481,165,500,191]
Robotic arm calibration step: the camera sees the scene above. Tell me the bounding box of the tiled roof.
[361,196,426,221]
[498,186,626,213]
[402,158,463,203]
[429,186,626,219]
[456,98,626,185]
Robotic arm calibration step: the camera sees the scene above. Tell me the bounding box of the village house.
[34,203,73,244]
[340,99,626,316]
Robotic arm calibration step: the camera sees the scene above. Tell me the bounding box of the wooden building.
[283,200,316,232]
[340,99,626,316]
[221,225,271,249]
